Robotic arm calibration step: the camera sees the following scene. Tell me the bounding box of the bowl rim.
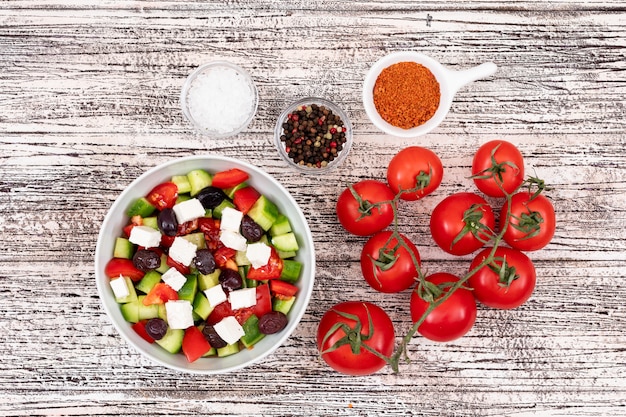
[273,97,353,174]
[95,155,315,374]
[180,61,259,138]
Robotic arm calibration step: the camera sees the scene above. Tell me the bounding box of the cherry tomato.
[104,258,145,281]
[360,231,420,293]
[317,301,394,376]
[468,247,536,309]
[211,168,249,189]
[429,192,496,256]
[386,146,443,201]
[410,273,477,342]
[501,192,556,251]
[472,140,524,197]
[146,182,178,210]
[336,180,395,236]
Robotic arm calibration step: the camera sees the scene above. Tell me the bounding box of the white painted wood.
[0,1,625,416]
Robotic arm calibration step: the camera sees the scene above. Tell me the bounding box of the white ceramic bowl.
[95,155,315,374]
[363,51,497,137]
[180,61,259,137]
[274,97,353,174]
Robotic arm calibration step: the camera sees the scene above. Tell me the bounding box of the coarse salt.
[186,66,256,134]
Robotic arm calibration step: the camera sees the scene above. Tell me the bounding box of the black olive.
[258,311,288,334]
[157,208,178,237]
[132,249,161,272]
[240,215,264,242]
[201,325,227,348]
[219,269,243,292]
[197,186,228,209]
[145,318,168,340]
[194,249,216,275]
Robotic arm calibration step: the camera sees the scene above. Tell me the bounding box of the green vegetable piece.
[187,169,212,196]
[114,277,138,304]
[135,270,162,294]
[155,254,169,274]
[126,197,156,217]
[217,343,240,357]
[182,232,206,249]
[273,296,296,315]
[137,296,159,320]
[142,216,159,230]
[271,232,299,252]
[192,291,213,321]
[270,214,292,237]
[247,195,280,231]
[177,275,198,303]
[224,182,248,199]
[241,314,266,348]
[198,270,221,291]
[212,199,236,219]
[120,302,139,323]
[155,328,184,354]
[171,175,192,194]
[280,260,302,283]
[113,237,134,259]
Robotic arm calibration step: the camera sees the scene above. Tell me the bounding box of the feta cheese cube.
[214,316,245,345]
[169,236,197,266]
[165,300,194,330]
[173,198,205,224]
[219,230,247,251]
[220,207,244,232]
[128,225,162,248]
[110,275,130,299]
[228,287,257,310]
[161,268,187,292]
[246,242,272,268]
[204,284,227,307]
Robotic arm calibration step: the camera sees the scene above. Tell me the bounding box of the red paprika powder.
[373,62,441,129]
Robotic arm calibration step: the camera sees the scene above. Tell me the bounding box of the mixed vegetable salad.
[104,167,303,363]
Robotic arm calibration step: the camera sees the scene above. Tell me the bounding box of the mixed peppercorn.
[279,103,348,168]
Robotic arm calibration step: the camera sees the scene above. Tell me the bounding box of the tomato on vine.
[468,247,536,309]
[502,191,556,251]
[471,140,525,197]
[429,192,496,256]
[386,146,443,201]
[410,272,477,342]
[336,180,395,236]
[360,231,420,293]
[317,301,395,376]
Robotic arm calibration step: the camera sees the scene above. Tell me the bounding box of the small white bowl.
[95,156,315,374]
[363,51,497,137]
[180,61,258,137]
[274,97,353,174]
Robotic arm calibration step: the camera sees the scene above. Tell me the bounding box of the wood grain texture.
[1,1,625,416]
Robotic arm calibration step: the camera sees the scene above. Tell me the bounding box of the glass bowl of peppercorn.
[274,97,353,174]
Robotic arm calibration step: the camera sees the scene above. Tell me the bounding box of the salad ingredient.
[145,318,168,340]
[469,247,536,309]
[157,208,178,236]
[373,62,440,129]
[258,311,288,334]
[501,191,556,251]
[182,326,213,363]
[240,216,264,242]
[202,325,227,348]
[472,140,525,197]
[232,187,261,214]
[430,192,495,256]
[211,168,249,189]
[410,273,477,342]
[146,182,178,210]
[193,249,216,274]
[132,249,161,272]
[278,103,348,168]
[197,186,228,209]
[386,146,443,201]
[105,258,145,281]
[317,301,395,376]
[360,231,420,293]
[129,225,162,248]
[336,180,395,236]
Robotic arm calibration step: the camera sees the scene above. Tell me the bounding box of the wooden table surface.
[1,1,625,416]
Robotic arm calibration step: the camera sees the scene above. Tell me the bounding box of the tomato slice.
[247,248,283,280]
[105,258,145,281]
[211,168,249,189]
[182,326,212,362]
[206,301,234,325]
[252,283,272,317]
[143,283,179,305]
[198,218,223,251]
[232,186,261,214]
[270,280,298,297]
[214,247,238,271]
[146,182,178,210]
[206,284,272,326]
[132,320,155,344]
[166,256,191,275]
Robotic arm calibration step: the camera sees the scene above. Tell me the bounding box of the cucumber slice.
[241,314,265,348]
[187,169,212,196]
[137,296,159,320]
[127,197,156,217]
[212,199,235,219]
[277,250,296,259]
[247,195,279,231]
[155,328,184,354]
[202,347,217,357]
[270,214,292,237]
[142,216,159,230]
[280,260,302,283]
[114,277,138,304]
[135,270,162,294]
[198,270,221,291]
[120,302,139,323]
[155,254,169,274]
[225,182,248,199]
[271,232,299,252]
[235,250,250,266]
[273,296,296,315]
[182,232,206,249]
[177,275,198,303]
[113,237,134,259]
[171,175,192,194]
[192,291,213,321]
[217,343,240,357]
[175,194,191,205]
